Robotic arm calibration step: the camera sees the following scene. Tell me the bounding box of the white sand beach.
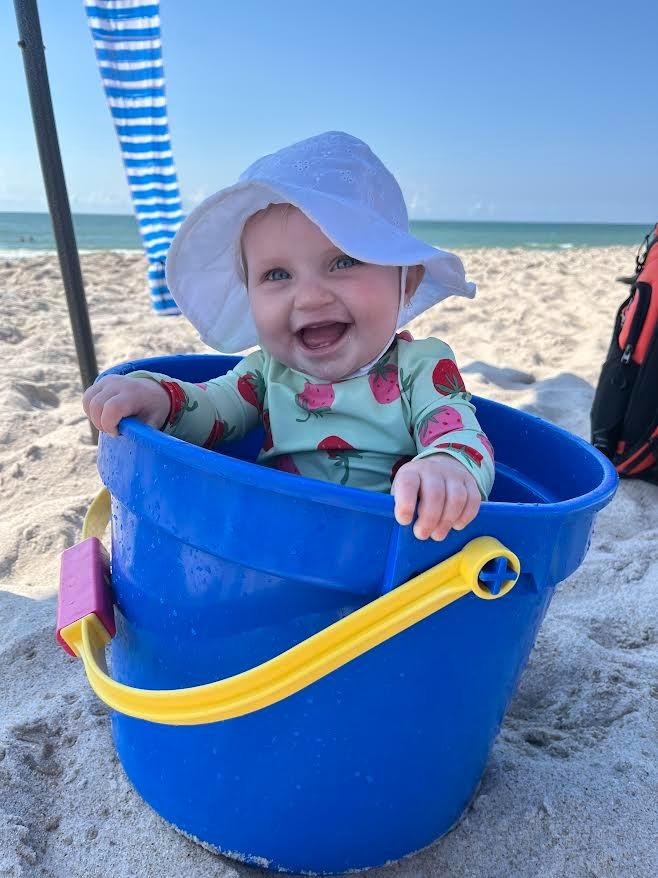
[0,247,656,877]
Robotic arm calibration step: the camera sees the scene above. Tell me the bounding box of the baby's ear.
[404,265,425,301]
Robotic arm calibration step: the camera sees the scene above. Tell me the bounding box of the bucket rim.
[104,408,618,521]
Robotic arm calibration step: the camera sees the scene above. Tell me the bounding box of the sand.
[0,247,656,877]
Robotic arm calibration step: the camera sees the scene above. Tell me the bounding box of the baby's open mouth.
[297,322,349,351]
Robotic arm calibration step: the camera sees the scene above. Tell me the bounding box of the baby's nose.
[295,279,336,309]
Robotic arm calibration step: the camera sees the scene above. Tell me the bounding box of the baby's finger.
[452,480,481,530]
[82,375,124,416]
[431,479,467,541]
[86,385,119,432]
[89,384,140,436]
[414,474,446,540]
[99,393,135,437]
[82,381,105,416]
[392,467,421,526]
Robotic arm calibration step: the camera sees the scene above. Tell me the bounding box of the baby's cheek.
[252,301,289,346]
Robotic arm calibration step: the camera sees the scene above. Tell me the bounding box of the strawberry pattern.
[271,454,301,475]
[418,406,464,446]
[262,410,274,451]
[295,381,335,422]
[435,442,484,468]
[432,359,469,398]
[138,336,493,498]
[317,436,363,485]
[477,432,495,460]
[238,370,266,412]
[368,352,401,404]
[368,351,414,405]
[203,418,234,449]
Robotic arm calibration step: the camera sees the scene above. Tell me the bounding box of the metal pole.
[14,0,98,443]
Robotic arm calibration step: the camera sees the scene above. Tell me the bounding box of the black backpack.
[590,224,658,483]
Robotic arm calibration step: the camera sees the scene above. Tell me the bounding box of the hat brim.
[166,180,475,352]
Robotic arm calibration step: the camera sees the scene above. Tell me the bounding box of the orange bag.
[591,224,658,482]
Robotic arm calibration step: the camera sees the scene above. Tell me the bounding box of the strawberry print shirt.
[132,335,495,498]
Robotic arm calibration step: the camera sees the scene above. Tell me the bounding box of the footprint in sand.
[462,361,536,389]
[13,383,60,410]
[505,657,642,757]
[0,325,24,345]
[588,619,656,652]
[0,817,38,870]
[0,546,19,578]
[11,719,63,778]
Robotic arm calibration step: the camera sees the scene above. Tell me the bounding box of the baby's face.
[242,205,400,381]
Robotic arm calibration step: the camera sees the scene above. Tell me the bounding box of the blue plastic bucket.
[97,354,616,874]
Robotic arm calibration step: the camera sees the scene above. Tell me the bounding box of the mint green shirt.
[134,335,494,498]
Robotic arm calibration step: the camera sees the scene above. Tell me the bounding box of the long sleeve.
[399,337,495,498]
[130,349,266,448]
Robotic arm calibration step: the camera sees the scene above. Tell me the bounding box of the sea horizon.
[0,210,653,257]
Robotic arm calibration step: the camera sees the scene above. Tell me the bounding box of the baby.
[83,132,494,541]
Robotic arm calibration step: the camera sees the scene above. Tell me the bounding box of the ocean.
[0,211,652,257]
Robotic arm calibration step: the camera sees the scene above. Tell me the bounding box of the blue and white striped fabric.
[84,0,182,314]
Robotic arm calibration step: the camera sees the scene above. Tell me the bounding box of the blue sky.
[4,0,657,222]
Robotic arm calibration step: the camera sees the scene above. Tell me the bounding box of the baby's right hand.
[82,374,171,437]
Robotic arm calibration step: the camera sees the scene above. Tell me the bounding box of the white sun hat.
[165,131,475,353]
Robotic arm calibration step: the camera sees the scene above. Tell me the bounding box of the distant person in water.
[83,132,494,542]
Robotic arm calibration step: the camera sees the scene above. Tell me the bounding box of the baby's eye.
[333,255,361,270]
[264,268,291,282]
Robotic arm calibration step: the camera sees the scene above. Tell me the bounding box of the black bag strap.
[617,224,658,285]
[620,281,652,364]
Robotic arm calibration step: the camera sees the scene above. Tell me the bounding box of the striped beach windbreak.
[84,0,182,313]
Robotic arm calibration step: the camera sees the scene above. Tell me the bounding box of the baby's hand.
[391,455,481,541]
[82,374,171,437]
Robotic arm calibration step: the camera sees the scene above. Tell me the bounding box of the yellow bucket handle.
[82,486,112,541]
[59,489,520,726]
